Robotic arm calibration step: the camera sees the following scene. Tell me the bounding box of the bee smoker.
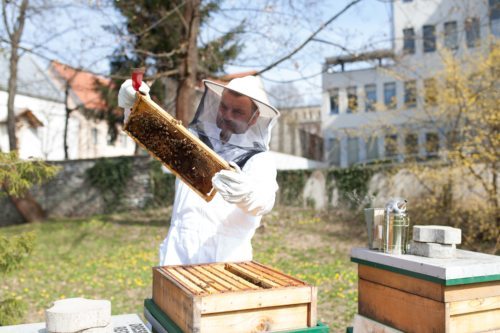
[383,198,410,255]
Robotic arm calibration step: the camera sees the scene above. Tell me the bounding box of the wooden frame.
[152,261,318,333]
[123,93,230,202]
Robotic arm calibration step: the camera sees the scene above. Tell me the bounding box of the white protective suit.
[159,76,280,265]
[118,76,280,266]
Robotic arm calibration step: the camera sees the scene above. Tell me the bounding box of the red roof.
[50,61,111,110]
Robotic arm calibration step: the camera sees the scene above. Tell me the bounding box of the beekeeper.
[118,75,280,265]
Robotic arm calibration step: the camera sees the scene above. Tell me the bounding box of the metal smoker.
[383,198,410,255]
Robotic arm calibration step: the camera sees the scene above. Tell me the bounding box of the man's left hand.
[212,160,277,216]
[212,162,251,204]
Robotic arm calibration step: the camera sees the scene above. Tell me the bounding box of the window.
[444,21,458,50]
[347,137,359,166]
[365,84,377,111]
[384,82,397,109]
[424,78,437,106]
[404,80,417,108]
[385,134,398,158]
[403,0,413,2]
[465,17,480,48]
[423,25,436,52]
[403,28,416,54]
[366,136,379,161]
[346,86,358,113]
[330,89,339,114]
[426,132,439,157]
[405,133,419,159]
[92,128,99,145]
[328,138,341,166]
[490,0,500,37]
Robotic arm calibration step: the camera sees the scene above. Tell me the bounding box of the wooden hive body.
[352,248,500,333]
[152,261,318,333]
[123,94,230,202]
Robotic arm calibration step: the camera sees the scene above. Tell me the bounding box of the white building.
[322,0,498,167]
[0,51,79,160]
[269,105,323,161]
[0,52,136,160]
[48,61,135,159]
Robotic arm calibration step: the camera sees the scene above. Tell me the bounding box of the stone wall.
[0,156,155,226]
[0,156,493,226]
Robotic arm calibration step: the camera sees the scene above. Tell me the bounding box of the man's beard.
[219,129,232,143]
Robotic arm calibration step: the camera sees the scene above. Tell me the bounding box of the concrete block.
[410,241,456,258]
[45,298,111,333]
[413,225,461,244]
[353,313,403,333]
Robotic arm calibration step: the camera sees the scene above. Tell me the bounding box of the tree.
[0,151,58,323]
[104,1,243,127]
[437,44,499,239]
[0,151,60,221]
[2,0,29,151]
[268,82,304,109]
[378,43,499,251]
[0,231,34,325]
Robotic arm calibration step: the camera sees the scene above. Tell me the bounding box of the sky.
[211,0,394,105]
[6,0,393,106]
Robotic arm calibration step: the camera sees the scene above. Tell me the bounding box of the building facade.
[322,0,498,167]
[0,53,136,161]
[269,105,323,161]
[0,51,78,160]
[48,61,136,159]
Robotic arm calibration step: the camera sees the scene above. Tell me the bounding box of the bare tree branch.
[136,1,186,37]
[257,0,363,75]
[2,0,13,38]
[135,47,185,59]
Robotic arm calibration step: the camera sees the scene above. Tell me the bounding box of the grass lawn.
[1,206,364,332]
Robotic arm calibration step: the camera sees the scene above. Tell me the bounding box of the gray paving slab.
[410,241,456,258]
[0,314,149,333]
[413,225,461,244]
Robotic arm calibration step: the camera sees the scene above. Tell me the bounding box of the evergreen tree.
[96,0,243,143]
[0,152,58,324]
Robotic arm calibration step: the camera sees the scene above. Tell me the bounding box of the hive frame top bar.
[154,261,310,296]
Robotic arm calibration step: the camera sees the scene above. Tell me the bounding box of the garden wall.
[0,155,493,227]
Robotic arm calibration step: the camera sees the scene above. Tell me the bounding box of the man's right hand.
[118,79,150,122]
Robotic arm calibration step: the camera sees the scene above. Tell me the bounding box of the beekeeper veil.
[189,76,280,166]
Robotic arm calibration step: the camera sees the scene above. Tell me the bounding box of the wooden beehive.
[152,261,318,333]
[123,93,230,202]
[352,248,500,333]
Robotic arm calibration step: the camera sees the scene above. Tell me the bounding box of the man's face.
[216,90,259,141]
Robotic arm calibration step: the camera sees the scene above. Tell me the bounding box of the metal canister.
[364,208,385,250]
[383,198,410,255]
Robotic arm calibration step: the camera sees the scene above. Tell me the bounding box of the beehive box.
[123,93,230,202]
[152,261,318,333]
[351,248,500,333]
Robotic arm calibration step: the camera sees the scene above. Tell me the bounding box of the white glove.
[212,162,270,215]
[118,79,150,122]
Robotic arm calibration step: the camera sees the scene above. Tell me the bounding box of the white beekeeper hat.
[203,76,280,119]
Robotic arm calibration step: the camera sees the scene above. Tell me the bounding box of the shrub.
[85,157,133,210]
[0,232,35,325]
